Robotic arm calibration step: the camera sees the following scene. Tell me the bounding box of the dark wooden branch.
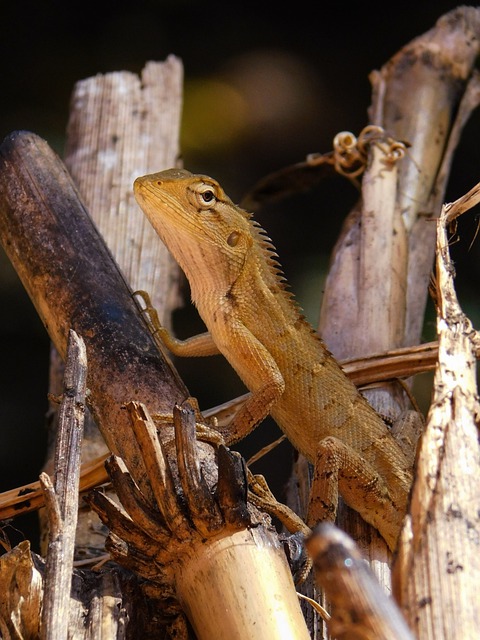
[0,131,189,496]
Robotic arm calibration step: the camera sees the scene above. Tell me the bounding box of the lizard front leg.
[135,290,221,356]
[137,289,286,446]
[214,322,286,445]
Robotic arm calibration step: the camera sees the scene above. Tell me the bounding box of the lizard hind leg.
[307,437,401,552]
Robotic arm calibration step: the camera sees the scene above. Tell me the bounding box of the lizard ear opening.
[227,231,241,247]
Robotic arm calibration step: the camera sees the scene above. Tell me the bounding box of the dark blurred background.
[1,1,479,552]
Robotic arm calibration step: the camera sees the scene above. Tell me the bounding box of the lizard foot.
[247,469,313,584]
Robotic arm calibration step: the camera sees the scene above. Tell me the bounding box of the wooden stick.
[40,331,86,640]
[307,523,415,640]
[64,58,183,322]
[87,401,311,640]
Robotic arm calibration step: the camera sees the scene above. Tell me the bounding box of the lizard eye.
[188,182,219,210]
[198,189,216,206]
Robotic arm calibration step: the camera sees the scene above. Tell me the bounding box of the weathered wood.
[40,330,87,640]
[394,182,480,639]
[64,57,183,321]
[0,331,145,638]
[0,540,153,639]
[0,542,44,638]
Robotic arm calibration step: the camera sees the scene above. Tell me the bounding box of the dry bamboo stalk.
[87,402,311,639]
[393,182,480,639]
[40,331,87,640]
[177,527,309,639]
[0,131,188,495]
[307,523,415,640]
[0,332,136,638]
[322,4,480,541]
[64,57,183,319]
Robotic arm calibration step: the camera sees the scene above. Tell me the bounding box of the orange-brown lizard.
[133,168,420,551]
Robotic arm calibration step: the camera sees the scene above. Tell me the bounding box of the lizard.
[133,168,421,552]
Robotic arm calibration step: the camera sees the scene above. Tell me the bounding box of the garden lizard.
[133,168,419,551]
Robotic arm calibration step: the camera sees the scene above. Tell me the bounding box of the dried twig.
[40,330,87,640]
[0,338,453,521]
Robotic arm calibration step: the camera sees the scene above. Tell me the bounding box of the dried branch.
[394,182,480,639]
[0,130,188,498]
[40,331,87,640]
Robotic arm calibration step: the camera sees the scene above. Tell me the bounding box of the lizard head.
[134,169,255,296]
